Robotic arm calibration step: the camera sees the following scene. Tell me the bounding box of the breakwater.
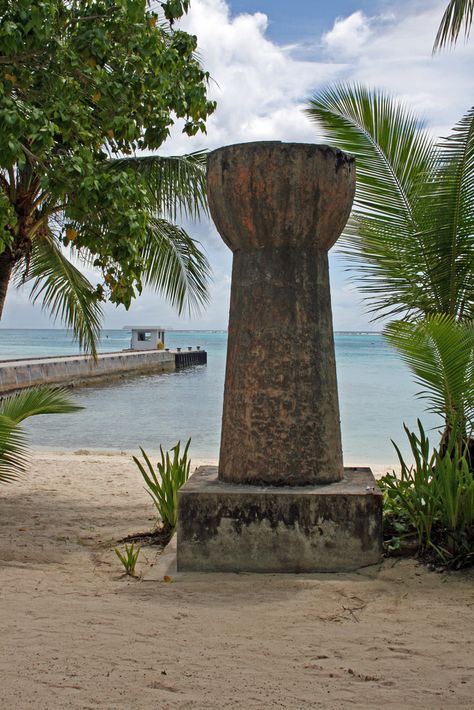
[0,349,207,395]
[175,349,207,369]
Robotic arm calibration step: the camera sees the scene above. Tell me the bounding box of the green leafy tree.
[0,0,215,354]
[0,387,81,483]
[434,0,474,51]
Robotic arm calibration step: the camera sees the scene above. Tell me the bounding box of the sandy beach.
[1,450,473,709]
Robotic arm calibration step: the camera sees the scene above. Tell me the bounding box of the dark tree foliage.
[0,0,215,351]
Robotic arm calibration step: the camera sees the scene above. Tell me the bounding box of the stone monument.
[177,141,382,572]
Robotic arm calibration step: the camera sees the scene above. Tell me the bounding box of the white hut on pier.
[124,326,166,351]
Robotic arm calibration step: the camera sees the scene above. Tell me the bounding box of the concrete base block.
[142,535,177,581]
[177,466,382,573]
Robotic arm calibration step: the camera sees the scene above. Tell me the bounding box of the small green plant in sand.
[115,543,141,577]
[133,438,191,534]
[379,421,474,569]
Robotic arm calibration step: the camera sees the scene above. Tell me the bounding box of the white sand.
[1,450,473,709]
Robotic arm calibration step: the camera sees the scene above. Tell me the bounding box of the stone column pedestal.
[177,142,382,573]
[212,142,351,486]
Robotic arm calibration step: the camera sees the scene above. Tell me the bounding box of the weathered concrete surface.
[207,142,355,485]
[142,534,177,581]
[177,467,382,573]
[207,142,355,252]
[0,350,175,394]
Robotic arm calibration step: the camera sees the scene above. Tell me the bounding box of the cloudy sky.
[3,0,474,330]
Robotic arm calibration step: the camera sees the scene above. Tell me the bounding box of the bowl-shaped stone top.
[207,141,355,252]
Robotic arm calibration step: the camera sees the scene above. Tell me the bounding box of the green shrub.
[379,421,474,568]
[133,439,191,533]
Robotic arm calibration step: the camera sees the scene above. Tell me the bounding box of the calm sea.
[0,329,439,464]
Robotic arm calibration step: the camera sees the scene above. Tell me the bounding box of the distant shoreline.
[0,327,383,334]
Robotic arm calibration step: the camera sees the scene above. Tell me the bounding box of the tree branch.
[0,52,42,65]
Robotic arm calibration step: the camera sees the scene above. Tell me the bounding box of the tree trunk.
[0,249,13,319]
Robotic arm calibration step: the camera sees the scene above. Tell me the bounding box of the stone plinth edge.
[177,466,383,573]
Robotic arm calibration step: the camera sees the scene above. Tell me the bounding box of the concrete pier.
[0,348,206,394]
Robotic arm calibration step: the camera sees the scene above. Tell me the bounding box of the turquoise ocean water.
[0,329,438,464]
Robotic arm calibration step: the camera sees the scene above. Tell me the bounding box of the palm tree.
[434,0,474,52]
[1,151,211,358]
[306,85,474,445]
[306,84,474,322]
[0,387,81,483]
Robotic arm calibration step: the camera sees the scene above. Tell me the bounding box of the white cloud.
[323,11,373,57]
[165,0,343,153]
[322,2,474,134]
[165,0,473,190]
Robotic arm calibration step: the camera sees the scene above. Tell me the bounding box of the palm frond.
[419,106,474,318]
[0,387,82,424]
[305,85,474,320]
[107,151,209,222]
[434,0,474,51]
[0,417,28,484]
[306,83,433,230]
[0,387,81,484]
[24,233,103,358]
[384,315,474,428]
[141,217,211,315]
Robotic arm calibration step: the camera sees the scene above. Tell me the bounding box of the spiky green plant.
[382,422,439,550]
[115,543,141,577]
[133,438,191,533]
[0,387,82,483]
[380,421,474,566]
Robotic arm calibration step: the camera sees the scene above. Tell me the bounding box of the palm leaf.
[306,83,433,229]
[0,387,82,423]
[305,85,474,320]
[0,387,81,483]
[24,233,103,358]
[141,217,211,315]
[0,417,28,484]
[419,106,474,318]
[384,315,474,429]
[108,151,209,222]
[434,0,474,51]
